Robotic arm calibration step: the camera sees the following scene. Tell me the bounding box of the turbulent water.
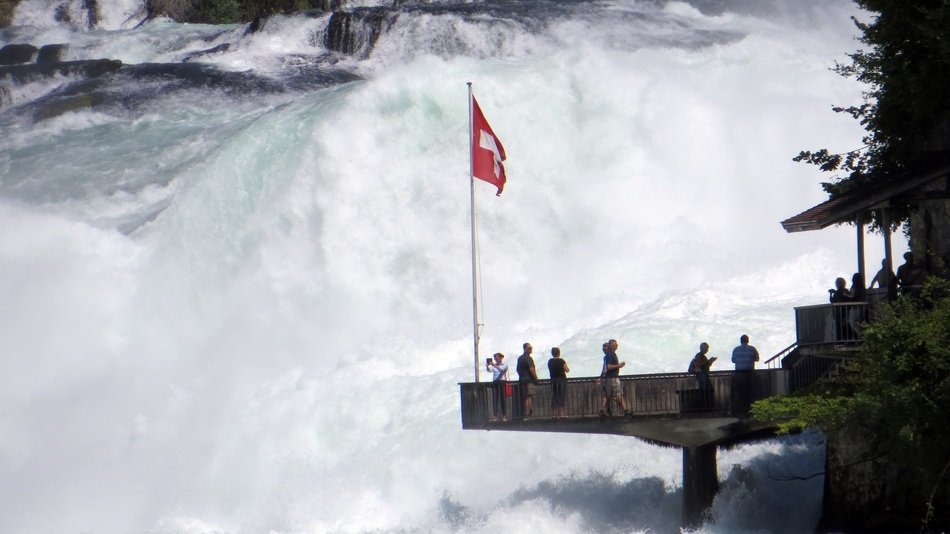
[0,1,900,532]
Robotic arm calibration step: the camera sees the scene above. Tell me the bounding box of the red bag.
[504,382,513,397]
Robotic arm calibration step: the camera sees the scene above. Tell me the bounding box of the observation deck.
[457,300,872,528]
[457,148,949,528]
[459,370,784,446]
[459,369,787,528]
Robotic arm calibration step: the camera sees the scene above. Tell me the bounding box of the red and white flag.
[471,97,507,196]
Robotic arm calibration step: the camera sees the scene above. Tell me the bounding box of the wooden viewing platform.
[459,370,786,445]
[458,150,949,528]
[458,302,873,528]
[459,369,789,528]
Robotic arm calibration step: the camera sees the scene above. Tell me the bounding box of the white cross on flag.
[471,97,507,196]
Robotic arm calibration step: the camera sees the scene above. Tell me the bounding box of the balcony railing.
[795,302,870,345]
[459,370,790,429]
[794,289,896,346]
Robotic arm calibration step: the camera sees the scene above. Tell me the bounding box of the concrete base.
[484,414,777,448]
[482,414,781,530]
[683,444,718,528]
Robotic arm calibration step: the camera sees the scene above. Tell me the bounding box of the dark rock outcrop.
[37,43,70,64]
[309,0,346,11]
[0,43,38,65]
[0,0,20,27]
[819,423,950,533]
[0,57,121,115]
[182,43,231,62]
[324,8,391,58]
[0,58,122,84]
[32,90,110,120]
[51,0,99,28]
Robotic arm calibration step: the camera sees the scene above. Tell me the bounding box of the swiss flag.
[471,97,507,196]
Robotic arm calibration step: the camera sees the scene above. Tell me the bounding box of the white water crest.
[0,1,900,532]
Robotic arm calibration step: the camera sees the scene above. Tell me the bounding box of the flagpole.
[467,82,481,383]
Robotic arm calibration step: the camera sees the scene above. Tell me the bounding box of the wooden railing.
[764,342,798,369]
[795,302,870,345]
[794,289,897,346]
[459,370,790,429]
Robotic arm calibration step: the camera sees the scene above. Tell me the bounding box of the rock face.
[908,122,950,280]
[0,43,38,65]
[0,57,122,83]
[324,8,391,58]
[37,43,70,63]
[910,184,950,279]
[0,41,122,117]
[0,0,20,27]
[819,423,950,533]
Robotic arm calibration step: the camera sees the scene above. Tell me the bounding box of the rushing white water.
[1,1,900,532]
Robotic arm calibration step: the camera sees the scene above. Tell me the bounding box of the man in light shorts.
[599,339,630,417]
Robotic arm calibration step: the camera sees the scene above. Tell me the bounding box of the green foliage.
[146,0,330,25]
[794,1,950,226]
[243,0,323,23]
[753,279,950,454]
[148,0,201,22]
[750,393,854,435]
[852,279,950,449]
[196,0,244,24]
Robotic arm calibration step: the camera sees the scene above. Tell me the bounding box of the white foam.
[0,1,903,532]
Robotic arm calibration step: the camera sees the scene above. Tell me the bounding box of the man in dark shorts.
[547,347,570,418]
[516,342,539,418]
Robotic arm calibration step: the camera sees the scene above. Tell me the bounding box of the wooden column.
[881,207,896,299]
[856,218,866,281]
[683,444,718,529]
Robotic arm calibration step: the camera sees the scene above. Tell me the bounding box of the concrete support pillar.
[683,444,718,529]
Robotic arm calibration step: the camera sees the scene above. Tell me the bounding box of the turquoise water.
[0,1,890,532]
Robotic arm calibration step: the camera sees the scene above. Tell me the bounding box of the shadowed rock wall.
[0,0,20,27]
[819,422,950,533]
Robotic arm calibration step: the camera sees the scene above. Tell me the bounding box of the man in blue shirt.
[730,334,759,416]
[731,334,759,370]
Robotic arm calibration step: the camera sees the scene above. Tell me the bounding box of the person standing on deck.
[689,342,716,391]
[731,334,759,370]
[516,342,538,419]
[849,272,868,336]
[599,339,631,417]
[869,259,896,298]
[897,251,928,298]
[829,276,855,340]
[486,353,509,421]
[730,334,759,415]
[596,342,610,415]
[547,347,570,419]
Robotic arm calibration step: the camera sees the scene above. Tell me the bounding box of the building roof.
[781,151,950,233]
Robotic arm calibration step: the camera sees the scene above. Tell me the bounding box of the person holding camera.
[486,353,509,421]
[689,342,716,392]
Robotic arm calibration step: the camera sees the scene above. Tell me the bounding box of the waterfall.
[0,1,893,532]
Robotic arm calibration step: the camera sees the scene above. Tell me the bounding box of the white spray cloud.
[0,1,896,533]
